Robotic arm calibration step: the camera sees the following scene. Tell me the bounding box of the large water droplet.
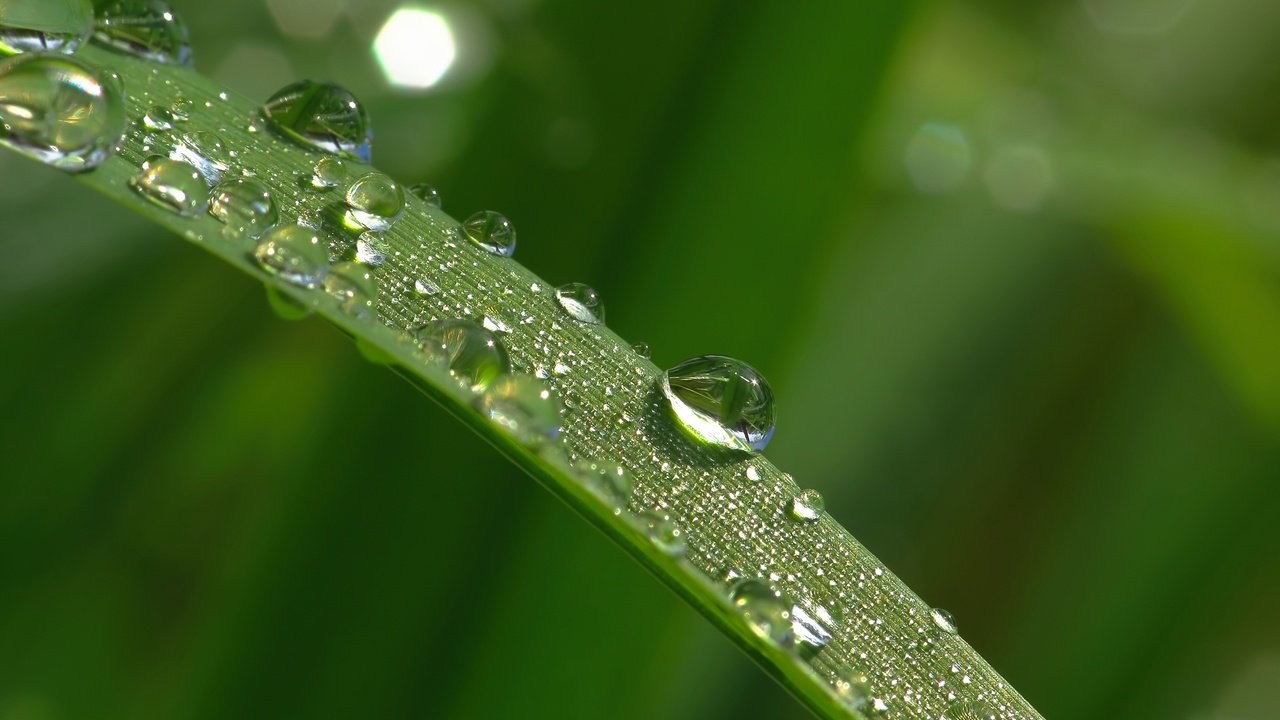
[662,355,776,454]
[408,182,441,208]
[790,601,836,651]
[0,0,94,55]
[931,607,958,635]
[414,319,509,393]
[262,80,371,163]
[0,53,125,171]
[555,283,605,324]
[344,172,403,232]
[141,105,174,131]
[253,225,330,288]
[790,489,824,523]
[131,157,209,216]
[727,578,795,647]
[209,177,277,239]
[573,459,634,512]
[635,510,685,556]
[93,0,192,66]
[309,156,346,190]
[323,261,377,318]
[460,210,515,257]
[478,374,562,447]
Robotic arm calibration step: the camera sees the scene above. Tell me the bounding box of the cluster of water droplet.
[0,3,1034,716]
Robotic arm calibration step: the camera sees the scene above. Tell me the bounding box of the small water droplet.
[790,489,824,523]
[344,172,404,232]
[662,355,776,454]
[555,283,605,324]
[631,342,651,359]
[131,157,209,216]
[745,466,761,482]
[635,510,684,556]
[264,285,311,321]
[323,261,377,318]
[414,278,440,296]
[408,182,441,208]
[141,105,175,131]
[262,80,372,162]
[170,130,230,182]
[790,601,836,652]
[946,700,995,720]
[482,315,512,335]
[460,210,515,257]
[93,0,193,66]
[209,177,277,239]
[169,96,192,122]
[355,232,388,266]
[478,374,562,447]
[309,156,347,190]
[931,607,958,635]
[831,675,879,715]
[728,578,794,647]
[573,459,635,512]
[414,319,509,393]
[0,0,94,55]
[253,225,331,288]
[0,53,125,171]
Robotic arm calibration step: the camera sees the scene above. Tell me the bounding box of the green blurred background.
[3,0,1279,718]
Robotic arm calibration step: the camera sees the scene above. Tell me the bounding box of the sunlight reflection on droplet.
[904,123,972,194]
[1082,0,1196,35]
[984,145,1054,213]
[374,5,457,91]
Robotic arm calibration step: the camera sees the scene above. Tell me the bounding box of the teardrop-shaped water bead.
[309,156,346,190]
[93,0,193,66]
[262,80,371,162]
[253,225,331,288]
[728,579,795,647]
[344,172,404,232]
[634,510,685,556]
[0,53,125,171]
[460,210,515,257]
[790,488,824,523]
[0,0,94,55]
[477,374,562,447]
[931,607,958,635]
[209,176,277,239]
[323,261,378,318]
[555,283,605,324]
[131,157,209,217]
[408,182,441,208]
[414,319,509,393]
[662,355,776,454]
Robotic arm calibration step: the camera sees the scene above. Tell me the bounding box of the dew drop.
[478,374,563,447]
[662,355,776,454]
[931,607,958,635]
[141,105,174,131]
[631,342,651,360]
[262,80,372,162]
[482,315,512,335]
[93,0,192,66]
[169,96,192,122]
[790,489,824,523]
[209,177,277,239]
[131,157,209,216]
[573,459,635,512]
[414,319,509,393]
[253,225,331,288]
[946,700,996,720]
[265,285,311,321]
[344,172,404,232]
[309,156,347,190]
[355,232,388,266]
[831,675,878,715]
[0,53,125,171]
[460,210,515,257]
[0,0,94,55]
[413,278,439,296]
[408,182,441,208]
[635,510,685,556]
[728,578,794,647]
[555,283,605,324]
[323,261,377,318]
[170,131,229,183]
[790,601,836,652]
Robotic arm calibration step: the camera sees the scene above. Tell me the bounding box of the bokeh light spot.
[983,146,1054,213]
[374,6,457,91]
[1082,0,1196,35]
[904,123,972,194]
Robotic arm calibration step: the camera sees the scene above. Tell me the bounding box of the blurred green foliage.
[3,0,1279,718]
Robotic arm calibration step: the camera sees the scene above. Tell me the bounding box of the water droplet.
[93,0,193,66]
[460,210,515,257]
[344,172,403,231]
[482,315,512,335]
[130,157,209,216]
[253,225,330,288]
[790,601,836,651]
[413,278,439,296]
[946,701,996,720]
[573,459,634,512]
[262,80,372,163]
[265,285,311,321]
[141,105,174,131]
[635,510,684,555]
[832,675,878,714]
[0,53,125,171]
[170,131,230,183]
[209,177,277,239]
[169,96,192,121]
[631,342,651,360]
[414,319,509,393]
[0,0,94,54]
[728,578,794,647]
[555,283,605,324]
[478,374,562,447]
[408,182,441,208]
[323,261,377,318]
[662,355,776,454]
[355,232,388,266]
[309,156,347,189]
[745,466,761,482]
[931,607,958,635]
[790,489,824,523]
